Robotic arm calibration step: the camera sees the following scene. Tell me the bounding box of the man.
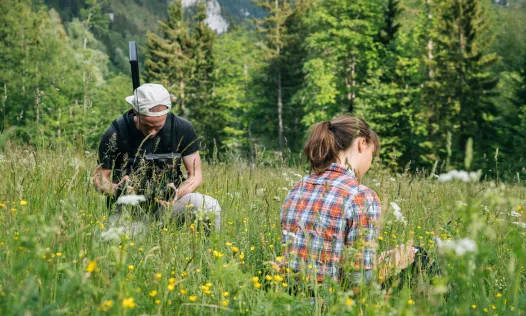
[93,83,221,230]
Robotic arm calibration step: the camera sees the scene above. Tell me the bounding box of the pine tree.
[253,0,293,156]
[426,0,499,167]
[144,0,193,111]
[187,0,222,154]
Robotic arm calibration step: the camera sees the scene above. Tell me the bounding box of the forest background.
[0,0,525,177]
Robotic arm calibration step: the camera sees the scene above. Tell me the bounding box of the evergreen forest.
[1,0,525,177]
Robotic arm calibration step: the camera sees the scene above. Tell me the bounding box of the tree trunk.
[275,0,284,157]
[277,72,284,156]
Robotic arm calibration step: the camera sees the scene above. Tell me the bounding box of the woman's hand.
[377,240,417,281]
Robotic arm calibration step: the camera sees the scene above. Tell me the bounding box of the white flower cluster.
[436,237,477,256]
[390,202,407,224]
[437,170,482,183]
[116,195,146,206]
[100,226,125,243]
[509,211,521,217]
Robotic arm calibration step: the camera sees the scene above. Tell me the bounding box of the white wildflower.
[280,187,289,191]
[513,222,526,229]
[436,237,477,256]
[509,211,521,217]
[0,155,5,163]
[293,173,303,178]
[100,226,125,243]
[256,188,266,196]
[390,202,406,224]
[437,170,481,183]
[389,177,396,182]
[70,158,81,169]
[116,195,146,206]
[456,201,468,207]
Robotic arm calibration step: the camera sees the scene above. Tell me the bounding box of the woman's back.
[280,162,381,282]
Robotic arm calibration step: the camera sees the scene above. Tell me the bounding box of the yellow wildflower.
[180,289,188,295]
[155,273,162,279]
[86,261,97,273]
[472,305,477,309]
[265,275,272,281]
[254,282,261,289]
[149,290,157,297]
[189,296,197,302]
[128,265,134,271]
[222,292,229,297]
[251,276,259,282]
[222,300,229,307]
[20,200,28,206]
[232,246,239,253]
[167,284,175,291]
[122,298,135,309]
[346,298,353,306]
[226,242,233,247]
[155,299,160,304]
[408,299,415,305]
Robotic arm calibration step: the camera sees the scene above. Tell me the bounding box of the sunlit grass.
[0,145,524,315]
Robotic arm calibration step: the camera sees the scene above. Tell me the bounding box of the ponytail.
[303,115,380,174]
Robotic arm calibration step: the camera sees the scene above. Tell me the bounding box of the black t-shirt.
[98,110,199,198]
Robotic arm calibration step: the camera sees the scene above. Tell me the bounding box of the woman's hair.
[303,115,380,174]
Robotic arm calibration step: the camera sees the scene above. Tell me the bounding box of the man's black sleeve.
[176,117,200,156]
[98,125,119,170]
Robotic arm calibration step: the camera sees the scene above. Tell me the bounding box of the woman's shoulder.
[356,184,380,203]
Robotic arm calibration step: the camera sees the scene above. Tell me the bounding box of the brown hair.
[303,115,380,174]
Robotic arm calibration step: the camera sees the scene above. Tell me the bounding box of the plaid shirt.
[280,163,381,282]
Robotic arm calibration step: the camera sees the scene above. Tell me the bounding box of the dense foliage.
[0,0,525,175]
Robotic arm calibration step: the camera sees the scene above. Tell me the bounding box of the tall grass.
[0,144,524,315]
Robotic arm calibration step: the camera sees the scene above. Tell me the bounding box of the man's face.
[136,105,168,136]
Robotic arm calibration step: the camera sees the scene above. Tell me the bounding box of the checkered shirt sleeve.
[345,187,381,270]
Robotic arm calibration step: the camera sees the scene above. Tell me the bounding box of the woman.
[280,115,416,287]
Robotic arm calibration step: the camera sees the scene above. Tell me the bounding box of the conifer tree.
[253,0,293,156]
[426,0,499,167]
[144,0,193,111]
[187,1,222,154]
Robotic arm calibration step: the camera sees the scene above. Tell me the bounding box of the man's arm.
[174,151,202,199]
[93,167,118,196]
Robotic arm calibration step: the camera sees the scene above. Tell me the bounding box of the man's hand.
[155,182,179,209]
[116,175,135,195]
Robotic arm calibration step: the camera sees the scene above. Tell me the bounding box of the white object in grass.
[116,195,146,206]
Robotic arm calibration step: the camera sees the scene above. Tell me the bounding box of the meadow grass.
[0,145,524,315]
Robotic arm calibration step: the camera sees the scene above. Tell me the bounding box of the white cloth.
[125,83,172,117]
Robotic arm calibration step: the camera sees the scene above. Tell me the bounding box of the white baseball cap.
[125,83,172,117]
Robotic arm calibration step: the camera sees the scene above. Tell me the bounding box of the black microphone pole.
[129,41,140,91]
